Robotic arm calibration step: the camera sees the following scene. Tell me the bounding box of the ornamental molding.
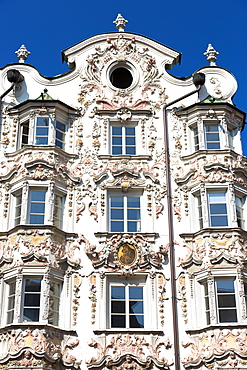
[0,327,80,369]
[87,334,172,369]
[182,328,247,368]
[0,231,81,269]
[179,232,247,269]
[80,233,168,273]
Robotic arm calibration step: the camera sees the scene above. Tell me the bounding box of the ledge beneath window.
[186,323,247,336]
[180,148,237,162]
[0,224,78,239]
[97,155,152,161]
[93,329,163,335]
[180,227,247,241]
[95,232,159,243]
[0,322,77,336]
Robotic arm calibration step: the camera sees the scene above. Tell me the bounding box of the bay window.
[194,188,246,230]
[5,272,62,325]
[11,185,65,229]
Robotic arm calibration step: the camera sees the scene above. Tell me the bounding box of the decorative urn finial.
[204,44,219,66]
[15,44,31,63]
[113,14,128,32]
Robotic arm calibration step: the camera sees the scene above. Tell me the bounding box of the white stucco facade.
[0,15,246,370]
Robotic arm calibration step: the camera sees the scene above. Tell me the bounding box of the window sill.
[186,322,247,335]
[180,227,247,241]
[94,329,163,335]
[97,154,152,161]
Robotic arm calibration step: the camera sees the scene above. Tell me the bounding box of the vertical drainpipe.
[162,73,205,370]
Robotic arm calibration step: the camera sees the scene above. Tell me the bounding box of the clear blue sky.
[1,0,247,153]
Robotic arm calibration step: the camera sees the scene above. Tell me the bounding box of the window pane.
[112,137,122,145]
[126,147,136,155]
[25,279,41,292]
[30,214,45,224]
[111,209,124,220]
[126,127,135,135]
[130,315,144,328]
[218,295,236,308]
[216,279,235,293]
[111,197,124,208]
[30,203,45,213]
[127,197,140,208]
[37,117,49,126]
[112,127,122,135]
[111,286,125,299]
[24,294,40,306]
[129,287,143,300]
[111,221,124,232]
[31,191,46,201]
[23,308,40,322]
[219,309,237,323]
[111,301,125,313]
[126,137,136,146]
[129,301,143,314]
[111,315,125,328]
[210,216,228,227]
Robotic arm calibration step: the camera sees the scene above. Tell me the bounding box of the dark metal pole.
[163,84,202,370]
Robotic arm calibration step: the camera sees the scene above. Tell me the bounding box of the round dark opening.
[110,67,133,89]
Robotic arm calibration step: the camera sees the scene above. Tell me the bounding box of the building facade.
[0,14,246,370]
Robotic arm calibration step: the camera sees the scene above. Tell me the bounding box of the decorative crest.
[113,14,128,32]
[15,44,31,63]
[204,43,219,66]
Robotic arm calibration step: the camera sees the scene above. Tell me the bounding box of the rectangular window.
[193,126,199,151]
[55,121,66,149]
[215,279,237,323]
[208,191,228,227]
[21,120,29,147]
[48,281,61,326]
[205,124,220,149]
[7,281,16,324]
[29,190,46,224]
[236,196,245,229]
[202,278,237,324]
[204,283,210,325]
[35,117,49,145]
[196,194,203,229]
[111,126,136,155]
[109,195,141,232]
[54,194,64,228]
[22,278,41,322]
[110,285,144,328]
[14,193,22,226]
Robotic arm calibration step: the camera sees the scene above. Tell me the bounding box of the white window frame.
[96,274,158,331]
[193,187,247,230]
[108,192,142,233]
[192,270,247,328]
[10,183,66,229]
[109,281,145,329]
[19,115,67,149]
[189,119,238,152]
[3,271,63,326]
[110,124,137,155]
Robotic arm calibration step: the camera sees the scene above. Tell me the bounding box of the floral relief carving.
[0,328,80,368]
[0,232,81,269]
[87,334,172,368]
[179,232,247,268]
[80,234,168,273]
[182,328,247,368]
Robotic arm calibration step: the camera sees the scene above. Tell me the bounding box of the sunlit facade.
[0,14,246,370]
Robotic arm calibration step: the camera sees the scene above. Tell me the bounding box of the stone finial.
[113,14,128,32]
[204,44,219,66]
[15,44,31,63]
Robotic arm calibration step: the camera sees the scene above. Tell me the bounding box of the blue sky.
[1,0,247,152]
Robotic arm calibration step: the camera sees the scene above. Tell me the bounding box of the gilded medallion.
[117,243,136,266]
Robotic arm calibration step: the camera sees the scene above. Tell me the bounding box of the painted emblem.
[118,243,136,266]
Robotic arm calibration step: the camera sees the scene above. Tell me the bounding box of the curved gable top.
[61,32,181,70]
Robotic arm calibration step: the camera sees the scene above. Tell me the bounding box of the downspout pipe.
[163,73,205,370]
[0,69,24,100]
